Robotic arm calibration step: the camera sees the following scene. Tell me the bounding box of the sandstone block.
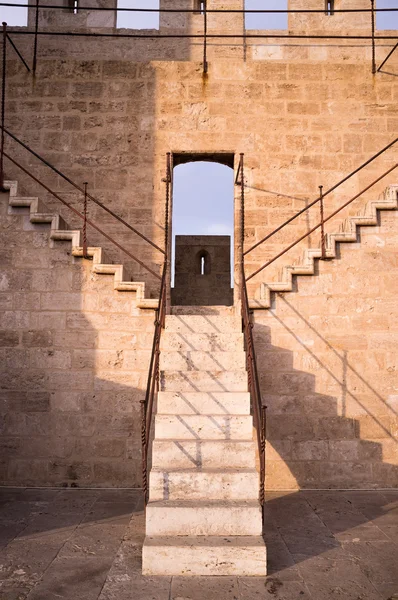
[143,536,267,576]
[151,440,256,471]
[145,500,263,536]
[156,391,251,415]
[155,414,253,441]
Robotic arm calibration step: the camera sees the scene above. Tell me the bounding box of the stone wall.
[172,235,233,306]
[2,53,398,300]
[0,0,397,488]
[0,190,153,487]
[258,208,398,489]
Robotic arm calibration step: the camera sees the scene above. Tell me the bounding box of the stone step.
[157,392,251,415]
[170,306,236,316]
[160,370,248,393]
[159,351,246,372]
[142,535,267,576]
[149,469,259,501]
[161,332,244,352]
[151,439,256,470]
[155,415,253,440]
[165,315,242,334]
[145,500,263,536]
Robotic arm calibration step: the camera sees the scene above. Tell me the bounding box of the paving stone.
[58,523,127,558]
[342,540,398,597]
[297,555,384,600]
[98,543,170,600]
[0,489,397,599]
[171,576,240,600]
[50,489,99,512]
[82,502,135,526]
[237,578,312,599]
[122,511,145,545]
[26,557,114,600]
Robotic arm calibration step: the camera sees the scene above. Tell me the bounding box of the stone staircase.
[4,179,397,312]
[250,184,398,309]
[142,313,267,576]
[3,180,159,309]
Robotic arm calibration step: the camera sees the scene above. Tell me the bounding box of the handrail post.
[82,181,89,259]
[319,185,326,259]
[0,22,6,192]
[203,0,208,74]
[140,398,148,500]
[239,153,245,269]
[162,152,171,327]
[164,153,171,253]
[33,0,39,75]
[371,0,376,74]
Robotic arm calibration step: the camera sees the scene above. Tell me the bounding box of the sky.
[1,0,397,29]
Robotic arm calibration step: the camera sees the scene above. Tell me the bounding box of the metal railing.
[140,152,170,502]
[1,4,398,77]
[236,143,398,508]
[1,127,164,280]
[244,138,398,283]
[237,153,266,510]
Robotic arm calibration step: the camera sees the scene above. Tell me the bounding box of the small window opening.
[194,0,205,15]
[198,250,210,275]
[68,0,78,13]
[325,0,334,16]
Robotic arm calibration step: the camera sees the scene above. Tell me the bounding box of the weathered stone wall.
[172,235,233,306]
[258,208,398,489]
[0,190,153,487]
[0,0,397,488]
[2,53,398,299]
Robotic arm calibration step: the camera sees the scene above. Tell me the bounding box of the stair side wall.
[256,209,398,489]
[0,192,154,487]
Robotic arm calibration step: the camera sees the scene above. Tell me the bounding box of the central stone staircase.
[142,312,267,576]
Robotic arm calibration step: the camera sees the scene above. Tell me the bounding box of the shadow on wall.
[254,304,398,491]
[0,191,154,487]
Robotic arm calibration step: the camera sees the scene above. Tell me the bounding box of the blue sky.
[1,1,397,29]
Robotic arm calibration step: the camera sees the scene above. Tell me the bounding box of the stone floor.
[0,488,397,600]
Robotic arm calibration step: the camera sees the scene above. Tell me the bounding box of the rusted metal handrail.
[246,162,398,282]
[141,153,170,502]
[33,0,39,74]
[241,274,266,510]
[203,0,208,75]
[377,40,398,72]
[141,264,167,501]
[0,23,6,191]
[6,33,30,72]
[371,0,376,75]
[1,126,165,255]
[245,136,398,258]
[4,151,162,279]
[237,154,266,512]
[1,3,397,14]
